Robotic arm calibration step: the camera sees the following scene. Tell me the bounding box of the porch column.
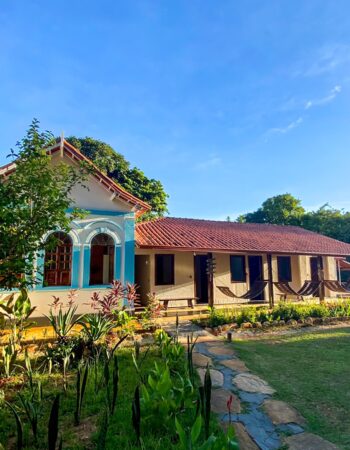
[267,253,274,308]
[207,252,215,308]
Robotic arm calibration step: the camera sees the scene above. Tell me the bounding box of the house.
[2,139,350,316]
[0,139,150,316]
[135,217,350,307]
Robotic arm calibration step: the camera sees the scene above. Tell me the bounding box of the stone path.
[165,321,339,450]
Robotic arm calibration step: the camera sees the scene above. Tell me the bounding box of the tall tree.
[66,136,168,220]
[0,119,86,290]
[237,194,350,244]
[237,193,305,226]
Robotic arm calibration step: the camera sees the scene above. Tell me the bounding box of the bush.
[198,300,350,329]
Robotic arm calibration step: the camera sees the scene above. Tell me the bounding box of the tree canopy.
[66,136,168,220]
[237,193,350,243]
[0,119,86,289]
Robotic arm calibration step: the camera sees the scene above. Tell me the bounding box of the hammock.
[274,280,321,300]
[323,280,350,293]
[217,280,267,302]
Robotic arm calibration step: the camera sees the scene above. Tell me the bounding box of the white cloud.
[305,85,342,109]
[195,155,222,170]
[267,117,303,136]
[294,44,350,78]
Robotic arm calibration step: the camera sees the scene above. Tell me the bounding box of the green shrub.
[197,300,350,329]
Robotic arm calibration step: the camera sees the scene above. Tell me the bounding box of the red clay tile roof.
[136,217,350,256]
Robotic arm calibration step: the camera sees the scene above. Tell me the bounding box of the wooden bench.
[158,297,199,310]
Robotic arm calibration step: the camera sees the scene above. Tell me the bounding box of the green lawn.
[233,327,350,450]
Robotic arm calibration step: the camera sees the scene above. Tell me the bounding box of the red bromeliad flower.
[49,295,62,310]
[67,289,78,307]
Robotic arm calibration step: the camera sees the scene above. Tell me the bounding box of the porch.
[135,249,340,309]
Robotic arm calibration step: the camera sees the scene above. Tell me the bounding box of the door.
[310,256,323,297]
[194,255,209,303]
[135,255,151,306]
[248,255,264,301]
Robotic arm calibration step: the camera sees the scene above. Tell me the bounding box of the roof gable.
[0,138,151,217]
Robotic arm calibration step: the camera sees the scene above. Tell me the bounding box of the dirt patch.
[73,416,98,448]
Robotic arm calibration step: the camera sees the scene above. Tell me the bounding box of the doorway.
[248,255,265,301]
[310,256,323,297]
[89,233,115,285]
[194,255,209,303]
[135,255,151,306]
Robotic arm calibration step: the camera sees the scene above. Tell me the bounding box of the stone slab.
[233,373,275,395]
[221,359,249,373]
[211,389,241,414]
[232,422,260,450]
[197,368,224,387]
[263,399,305,425]
[208,346,235,356]
[284,432,339,450]
[192,352,212,367]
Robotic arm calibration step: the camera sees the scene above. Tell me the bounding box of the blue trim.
[71,246,80,288]
[35,251,45,288]
[115,246,121,280]
[67,208,134,217]
[124,219,135,284]
[83,245,91,287]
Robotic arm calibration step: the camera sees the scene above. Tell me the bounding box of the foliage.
[140,362,196,429]
[6,400,23,450]
[237,193,305,225]
[201,300,350,328]
[48,395,60,450]
[140,293,162,330]
[155,329,185,369]
[0,119,87,290]
[66,136,169,220]
[237,193,350,243]
[74,363,89,425]
[19,381,43,442]
[0,345,228,449]
[79,313,114,345]
[45,297,83,344]
[0,288,36,346]
[175,415,239,450]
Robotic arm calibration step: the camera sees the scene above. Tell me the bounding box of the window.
[155,254,174,285]
[44,232,72,286]
[277,256,292,282]
[90,233,115,285]
[230,255,246,282]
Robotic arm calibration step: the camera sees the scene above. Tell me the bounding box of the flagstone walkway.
[164,321,339,450]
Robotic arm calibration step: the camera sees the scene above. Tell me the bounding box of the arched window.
[90,233,115,285]
[44,232,72,286]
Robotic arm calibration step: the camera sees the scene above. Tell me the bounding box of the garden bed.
[194,300,350,335]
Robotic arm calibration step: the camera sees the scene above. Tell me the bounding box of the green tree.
[237,193,305,226]
[66,136,168,220]
[301,205,350,243]
[0,119,86,290]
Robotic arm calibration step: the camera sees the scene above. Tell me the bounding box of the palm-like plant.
[79,313,114,344]
[46,301,83,343]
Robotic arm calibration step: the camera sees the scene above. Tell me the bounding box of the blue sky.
[1,1,350,219]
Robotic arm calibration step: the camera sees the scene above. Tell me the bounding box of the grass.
[0,346,223,449]
[232,326,350,450]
